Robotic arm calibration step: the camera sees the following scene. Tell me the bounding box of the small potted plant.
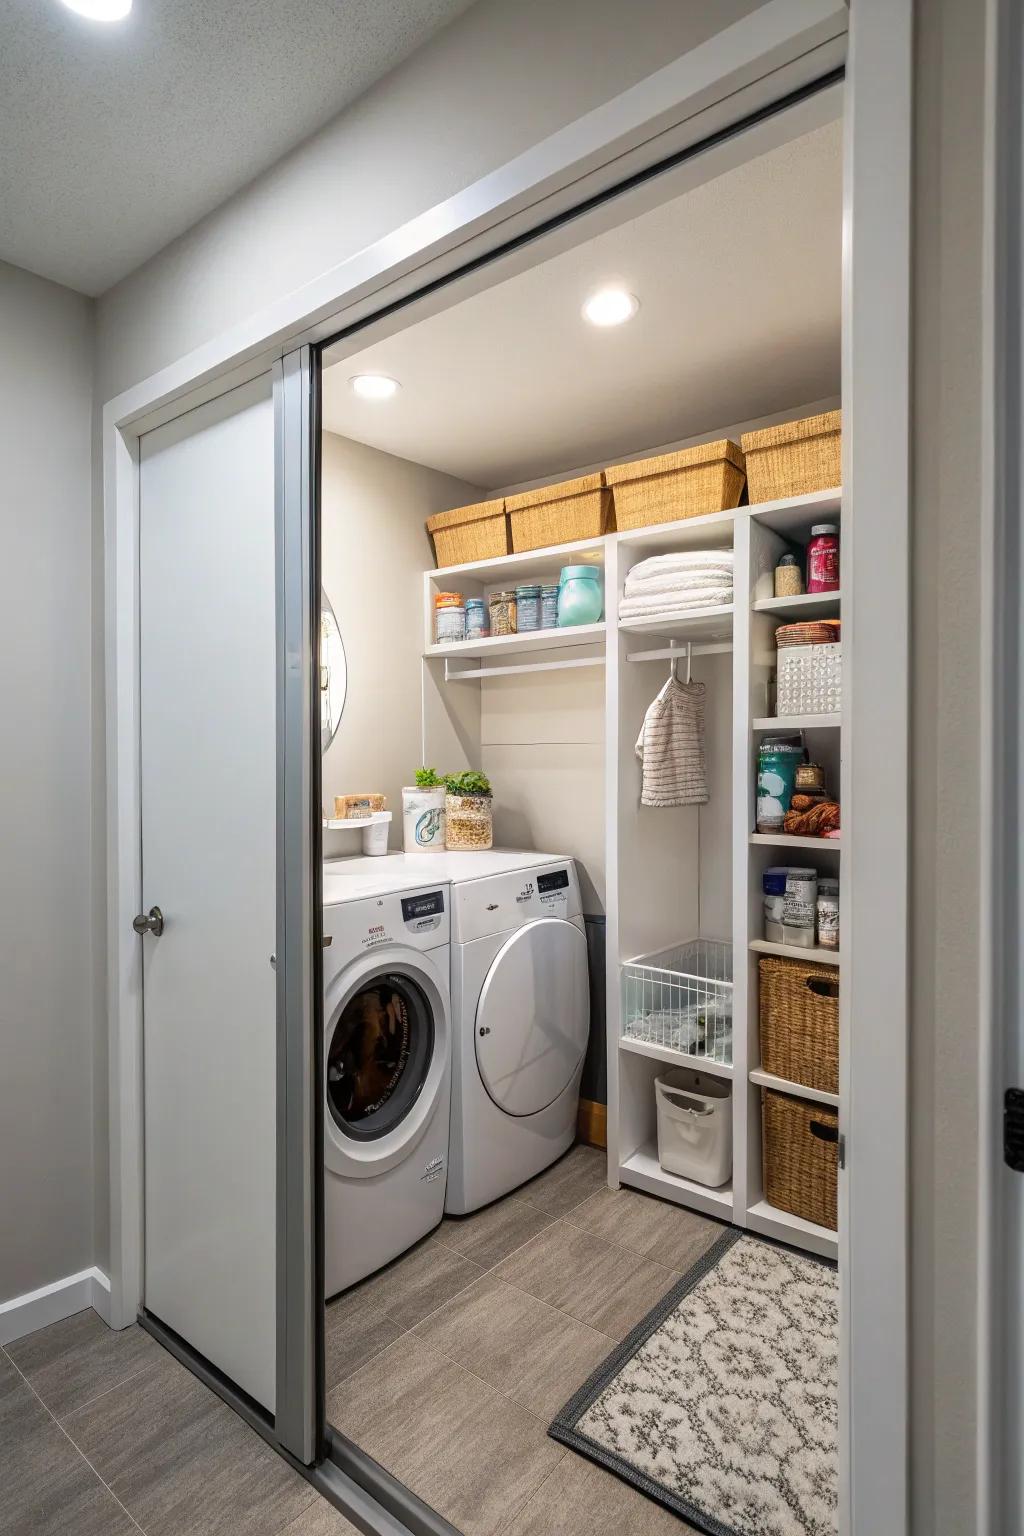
[402,767,446,852]
[443,770,493,851]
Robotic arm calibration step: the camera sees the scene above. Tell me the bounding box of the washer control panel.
[325,884,450,954]
[401,890,446,935]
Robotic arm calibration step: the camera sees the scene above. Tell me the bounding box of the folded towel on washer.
[620,584,734,620]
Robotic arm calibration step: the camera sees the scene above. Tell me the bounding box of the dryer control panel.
[451,861,581,943]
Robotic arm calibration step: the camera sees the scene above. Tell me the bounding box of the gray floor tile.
[516,1144,608,1218]
[494,1220,678,1340]
[567,1185,724,1272]
[65,1344,315,1536]
[0,1379,139,1536]
[500,1450,697,1535]
[329,1337,564,1536]
[435,1197,553,1270]
[324,1290,402,1393]
[351,1236,484,1331]
[6,1309,161,1420]
[412,1274,611,1421]
[277,1494,362,1534]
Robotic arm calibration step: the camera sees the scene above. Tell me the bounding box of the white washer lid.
[475,917,589,1116]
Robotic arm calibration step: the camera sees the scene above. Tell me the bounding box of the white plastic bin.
[655,1066,732,1187]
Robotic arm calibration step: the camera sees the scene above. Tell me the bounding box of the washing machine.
[322,865,451,1297]
[444,852,591,1215]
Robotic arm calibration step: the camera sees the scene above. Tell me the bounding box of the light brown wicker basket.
[762,1088,838,1230]
[759,956,839,1095]
[505,472,611,553]
[605,440,746,532]
[740,410,841,504]
[426,498,509,567]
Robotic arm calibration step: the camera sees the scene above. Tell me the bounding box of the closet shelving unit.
[421,485,842,1261]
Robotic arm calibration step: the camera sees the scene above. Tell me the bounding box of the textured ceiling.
[0,0,476,295]
[322,121,842,489]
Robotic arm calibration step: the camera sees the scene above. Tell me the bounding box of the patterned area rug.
[549,1229,838,1536]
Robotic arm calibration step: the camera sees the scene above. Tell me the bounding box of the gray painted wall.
[0,260,96,1302]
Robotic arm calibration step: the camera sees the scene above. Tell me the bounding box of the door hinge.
[838,1132,846,1170]
[1004,1088,1024,1171]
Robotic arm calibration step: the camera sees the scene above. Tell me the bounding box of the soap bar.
[334,794,387,819]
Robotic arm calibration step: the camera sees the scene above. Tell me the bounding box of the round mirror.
[320,590,348,754]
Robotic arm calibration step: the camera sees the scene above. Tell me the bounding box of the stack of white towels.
[618,548,734,621]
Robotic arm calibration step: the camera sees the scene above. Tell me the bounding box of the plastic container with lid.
[516,583,542,632]
[806,523,840,592]
[782,868,818,948]
[774,553,803,598]
[435,601,466,644]
[763,866,790,942]
[817,877,840,950]
[557,565,603,627]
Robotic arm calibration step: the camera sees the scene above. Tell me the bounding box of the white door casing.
[138,375,277,1411]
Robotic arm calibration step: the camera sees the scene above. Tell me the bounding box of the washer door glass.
[475,919,589,1117]
[327,973,434,1140]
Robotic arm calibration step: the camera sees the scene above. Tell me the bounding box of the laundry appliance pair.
[322,850,590,1297]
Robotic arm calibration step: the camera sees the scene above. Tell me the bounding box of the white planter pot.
[402,787,446,851]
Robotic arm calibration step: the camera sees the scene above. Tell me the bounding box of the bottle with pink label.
[806,523,840,592]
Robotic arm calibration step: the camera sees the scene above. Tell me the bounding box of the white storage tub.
[655,1066,732,1187]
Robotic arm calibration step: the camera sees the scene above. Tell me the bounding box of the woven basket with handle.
[759,955,839,1094]
[740,410,841,504]
[762,1088,838,1230]
[605,440,745,531]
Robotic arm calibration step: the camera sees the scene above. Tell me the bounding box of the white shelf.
[748,1068,839,1108]
[323,815,390,830]
[753,591,841,618]
[425,622,605,660]
[614,507,737,552]
[620,1143,734,1219]
[746,1199,838,1261]
[429,535,603,585]
[747,487,842,540]
[750,832,841,851]
[619,604,734,643]
[749,938,840,967]
[752,714,841,730]
[619,1034,733,1079]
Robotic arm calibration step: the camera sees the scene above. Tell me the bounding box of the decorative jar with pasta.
[443,771,493,850]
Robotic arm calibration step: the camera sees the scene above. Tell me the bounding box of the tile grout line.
[3,1351,149,1535]
[493,1450,570,1536]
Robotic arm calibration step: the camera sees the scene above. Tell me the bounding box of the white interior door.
[139,375,277,1411]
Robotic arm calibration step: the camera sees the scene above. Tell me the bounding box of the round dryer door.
[326,972,434,1141]
[475,918,589,1117]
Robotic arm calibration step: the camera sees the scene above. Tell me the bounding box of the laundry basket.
[621,938,733,1066]
[655,1067,732,1187]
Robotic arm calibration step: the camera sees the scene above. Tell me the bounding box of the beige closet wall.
[321,431,482,850]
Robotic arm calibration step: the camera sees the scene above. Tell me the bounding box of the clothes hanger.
[669,642,692,685]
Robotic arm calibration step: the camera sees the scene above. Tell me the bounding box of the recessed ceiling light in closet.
[582,287,640,327]
[349,374,401,401]
[60,0,132,19]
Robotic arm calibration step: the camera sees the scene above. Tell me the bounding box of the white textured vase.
[402,787,446,852]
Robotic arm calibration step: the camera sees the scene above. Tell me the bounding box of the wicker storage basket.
[606,441,746,532]
[741,410,841,504]
[759,956,839,1094]
[762,1088,838,1230]
[506,473,611,553]
[426,498,509,567]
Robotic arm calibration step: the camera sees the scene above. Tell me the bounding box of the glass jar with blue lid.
[557,565,603,627]
[464,597,489,641]
[515,584,543,632]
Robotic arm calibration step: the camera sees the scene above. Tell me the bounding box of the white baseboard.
[0,1267,112,1346]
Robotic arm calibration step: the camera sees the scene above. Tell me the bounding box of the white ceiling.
[322,120,842,491]
[0,0,475,295]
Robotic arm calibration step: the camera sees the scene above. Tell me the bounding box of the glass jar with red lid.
[806,524,840,593]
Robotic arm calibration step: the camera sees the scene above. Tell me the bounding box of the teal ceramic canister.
[557,565,603,627]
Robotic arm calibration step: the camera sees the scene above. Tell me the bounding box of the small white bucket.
[402,787,446,852]
[361,811,392,856]
[655,1066,732,1187]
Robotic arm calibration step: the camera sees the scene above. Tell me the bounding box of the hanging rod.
[625,640,732,663]
[444,655,606,683]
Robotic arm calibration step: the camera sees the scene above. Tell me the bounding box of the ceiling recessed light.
[582,288,640,328]
[349,374,400,401]
[60,0,132,19]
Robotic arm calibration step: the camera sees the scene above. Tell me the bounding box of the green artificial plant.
[444,770,492,798]
[414,766,445,788]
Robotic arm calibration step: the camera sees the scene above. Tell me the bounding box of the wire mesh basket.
[622,938,734,1067]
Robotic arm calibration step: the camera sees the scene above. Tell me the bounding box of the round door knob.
[132,906,164,937]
